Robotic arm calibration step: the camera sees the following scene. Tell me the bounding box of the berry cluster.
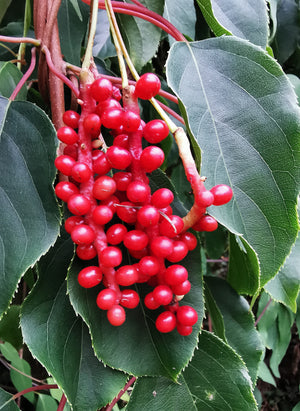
[54,72,232,335]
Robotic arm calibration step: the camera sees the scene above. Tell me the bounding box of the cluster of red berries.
[54,72,232,335]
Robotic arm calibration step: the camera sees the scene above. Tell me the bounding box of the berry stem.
[17,0,32,70]
[10,47,37,101]
[105,376,136,411]
[0,36,41,46]
[57,394,67,411]
[82,0,99,70]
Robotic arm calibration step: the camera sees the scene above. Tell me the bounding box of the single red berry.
[122,110,141,132]
[192,215,218,232]
[92,150,111,175]
[210,184,233,206]
[83,113,101,137]
[137,205,160,227]
[71,224,95,245]
[144,292,160,310]
[101,195,119,212]
[93,176,117,200]
[101,108,124,129]
[120,289,139,309]
[179,232,197,251]
[96,288,117,310]
[116,202,137,224]
[140,146,165,173]
[65,216,84,234]
[115,265,139,286]
[164,265,188,286]
[176,323,193,336]
[76,244,97,260]
[113,134,129,149]
[54,155,76,176]
[55,181,79,202]
[57,126,79,145]
[151,188,174,208]
[196,190,214,207]
[167,241,189,263]
[68,194,91,215]
[63,110,80,129]
[150,236,173,258]
[159,205,173,218]
[71,162,92,183]
[159,215,184,238]
[78,266,102,288]
[176,305,198,326]
[63,144,78,160]
[138,256,160,277]
[128,247,148,260]
[100,246,122,267]
[106,224,127,245]
[113,172,132,191]
[134,73,161,100]
[90,78,113,102]
[126,181,150,203]
[155,311,176,333]
[172,280,191,296]
[143,119,169,143]
[96,98,121,116]
[106,146,132,169]
[123,230,149,251]
[92,205,113,225]
[153,285,173,305]
[107,305,126,326]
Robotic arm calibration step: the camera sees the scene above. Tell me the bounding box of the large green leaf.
[20,233,126,411]
[0,62,27,100]
[0,97,60,318]
[196,0,268,48]
[163,0,196,42]
[166,37,300,289]
[205,277,264,385]
[117,0,163,71]
[127,331,257,410]
[0,305,22,349]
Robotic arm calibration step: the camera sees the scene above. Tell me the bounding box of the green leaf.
[228,234,260,295]
[204,284,226,341]
[166,37,300,289]
[268,0,280,43]
[163,0,196,42]
[0,387,20,411]
[0,62,27,100]
[93,10,116,59]
[117,0,163,71]
[20,233,126,411]
[196,0,268,48]
[128,331,257,410]
[36,394,59,411]
[0,0,12,25]
[205,277,264,385]
[292,402,300,411]
[257,358,276,387]
[0,97,60,319]
[0,305,22,349]
[287,74,300,105]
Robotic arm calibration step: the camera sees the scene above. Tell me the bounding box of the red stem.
[10,47,37,101]
[254,298,272,327]
[57,393,67,411]
[106,377,136,411]
[0,35,40,45]
[156,100,184,125]
[12,384,58,401]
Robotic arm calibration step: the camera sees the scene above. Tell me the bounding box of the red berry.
[137,205,160,227]
[143,120,169,143]
[54,155,76,176]
[93,176,117,200]
[167,241,188,263]
[159,215,184,238]
[116,202,137,224]
[92,205,113,225]
[192,215,218,232]
[55,181,79,202]
[57,126,79,145]
[71,162,92,183]
[106,146,132,169]
[138,256,160,277]
[123,230,149,251]
[83,113,101,137]
[155,311,176,333]
[100,246,122,267]
[176,305,198,326]
[115,265,139,286]
[172,280,191,296]
[129,247,148,260]
[96,99,121,116]
[78,266,102,288]
[210,184,233,206]
[153,285,173,305]
[107,305,126,326]
[150,236,173,258]
[164,265,188,286]
[113,134,129,149]
[179,232,197,251]
[113,172,132,191]
[134,73,161,100]
[101,195,119,212]
[92,150,111,175]
[90,78,113,101]
[101,108,124,129]
[140,146,164,173]
[65,216,84,234]
[144,292,160,310]
[63,110,80,129]
[151,188,174,208]
[122,110,141,132]
[71,224,95,245]
[96,288,117,310]
[63,144,78,160]
[176,323,193,336]
[106,224,127,245]
[196,190,214,207]
[76,244,97,260]
[68,194,91,215]
[120,289,139,309]
[126,181,150,203]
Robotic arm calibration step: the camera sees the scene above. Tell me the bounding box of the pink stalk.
[0,35,40,45]
[106,376,137,411]
[57,393,67,411]
[10,47,37,101]
[12,384,58,401]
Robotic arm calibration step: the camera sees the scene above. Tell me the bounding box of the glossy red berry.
[106,146,132,169]
[159,215,184,238]
[150,236,173,258]
[167,241,189,263]
[120,289,139,309]
[96,98,121,116]
[122,110,141,132]
[137,205,160,227]
[63,110,80,129]
[78,266,102,288]
[92,150,111,175]
[71,162,92,183]
[55,181,79,202]
[176,323,193,336]
[143,119,169,143]
[134,73,161,100]
[116,202,137,224]
[210,184,233,206]
[96,288,117,310]
[93,176,117,200]
[176,305,198,326]
[138,256,160,277]
[101,108,124,129]
[83,113,101,137]
[126,181,150,203]
[196,190,214,207]
[192,215,218,232]
[106,224,127,245]
[92,205,113,225]
[67,194,91,215]
[63,144,78,160]
[100,246,122,267]
[113,133,129,149]
[90,78,113,101]
[65,216,84,234]
[151,188,174,208]
[57,126,79,145]
[164,265,188,286]
[153,285,173,305]
[107,305,126,326]
[54,155,76,176]
[155,311,176,333]
[76,244,97,260]
[172,280,191,296]
[123,230,149,251]
[179,232,197,251]
[140,146,164,173]
[115,265,139,286]
[71,224,95,245]
[144,292,160,310]
[113,171,132,191]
